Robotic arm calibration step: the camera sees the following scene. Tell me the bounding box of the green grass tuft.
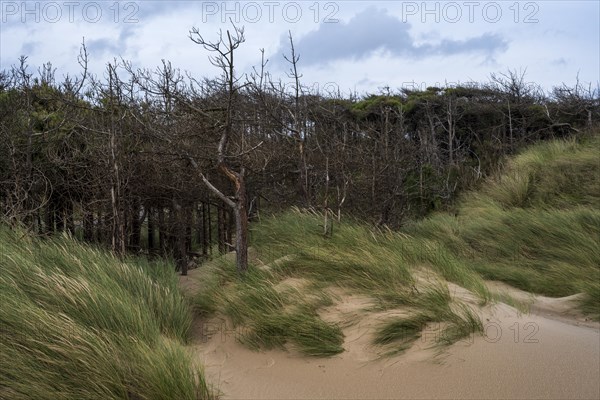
[194,133,599,360]
[373,284,483,353]
[405,134,600,319]
[0,227,214,400]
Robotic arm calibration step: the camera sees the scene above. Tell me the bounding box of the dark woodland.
[1,28,598,274]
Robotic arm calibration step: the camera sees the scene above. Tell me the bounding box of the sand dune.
[180,270,600,399]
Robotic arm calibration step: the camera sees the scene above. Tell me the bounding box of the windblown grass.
[195,134,599,360]
[197,263,343,357]
[406,134,600,319]
[196,209,487,357]
[0,227,213,400]
[252,210,487,299]
[483,136,600,209]
[373,284,483,353]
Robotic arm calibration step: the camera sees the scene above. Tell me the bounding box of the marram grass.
[195,209,487,357]
[0,227,214,400]
[195,134,599,359]
[406,134,600,319]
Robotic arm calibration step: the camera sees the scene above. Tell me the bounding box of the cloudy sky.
[1,1,598,95]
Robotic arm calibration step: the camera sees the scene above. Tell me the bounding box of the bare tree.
[283,31,310,205]
[188,25,251,273]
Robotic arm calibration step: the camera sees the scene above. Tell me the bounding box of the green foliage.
[350,94,404,119]
[373,285,482,352]
[203,263,344,357]
[351,94,403,111]
[406,135,600,319]
[0,227,214,400]
[195,208,487,357]
[195,134,599,363]
[483,136,600,209]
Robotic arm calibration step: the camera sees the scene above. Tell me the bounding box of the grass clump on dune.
[252,210,486,299]
[197,264,344,357]
[373,284,483,353]
[195,209,486,357]
[406,134,600,319]
[195,134,599,359]
[482,136,600,209]
[0,227,213,400]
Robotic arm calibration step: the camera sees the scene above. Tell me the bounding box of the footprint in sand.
[257,358,275,369]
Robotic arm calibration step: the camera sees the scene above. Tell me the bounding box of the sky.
[1,0,598,96]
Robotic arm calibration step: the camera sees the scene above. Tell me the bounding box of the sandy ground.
[180,270,600,400]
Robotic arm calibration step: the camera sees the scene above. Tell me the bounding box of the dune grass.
[405,134,600,319]
[194,134,599,358]
[251,210,488,300]
[194,209,488,357]
[0,227,213,400]
[373,283,483,353]
[194,260,344,357]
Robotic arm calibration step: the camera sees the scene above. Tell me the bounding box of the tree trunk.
[185,204,192,254]
[206,201,212,256]
[195,203,202,252]
[83,209,93,242]
[200,168,249,273]
[158,207,166,255]
[227,208,235,252]
[234,178,249,272]
[130,197,142,251]
[217,206,227,254]
[200,201,209,257]
[147,206,155,251]
[173,199,188,276]
[45,199,55,233]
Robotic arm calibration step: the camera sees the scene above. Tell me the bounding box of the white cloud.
[1,1,597,93]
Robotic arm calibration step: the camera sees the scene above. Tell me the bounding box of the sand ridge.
[180,266,600,399]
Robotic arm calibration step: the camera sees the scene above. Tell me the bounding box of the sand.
[179,270,600,400]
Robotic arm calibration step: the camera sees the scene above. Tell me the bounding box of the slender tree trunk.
[167,207,176,257]
[234,179,249,272]
[217,206,227,254]
[196,203,204,255]
[45,200,55,233]
[206,201,212,256]
[200,202,209,257]
[185,204,192,254]
[83,208,93,242]
[147,206,155,251]
[130,196,142,251]
[227,208,235,251]
[158,207,166,255]
[173,198,188,275]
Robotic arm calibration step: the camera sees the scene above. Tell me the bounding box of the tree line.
[1,27,598,273]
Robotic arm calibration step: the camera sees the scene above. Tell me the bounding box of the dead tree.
[188,25,251,273]
[283,31,310,205]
